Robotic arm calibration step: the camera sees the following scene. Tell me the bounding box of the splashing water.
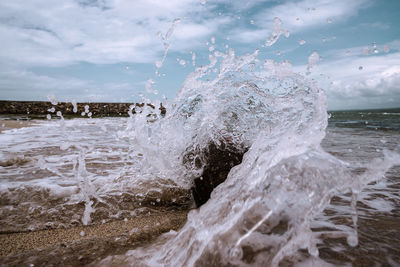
[155,18,181,70]
[307,51,320,75]
[92,46,400,266]
[265,17,290,47]
[1,16,399,267]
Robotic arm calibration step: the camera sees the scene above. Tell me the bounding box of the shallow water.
[1,51,400,266]
[317,126,400,266]
[0,112,399,265]
[0,118,192,232]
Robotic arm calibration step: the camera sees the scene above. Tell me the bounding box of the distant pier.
[0,100,165,118]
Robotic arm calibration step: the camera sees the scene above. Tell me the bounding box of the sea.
[0,51,399,266]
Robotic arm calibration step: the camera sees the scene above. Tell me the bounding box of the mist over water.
[1,12,400,267]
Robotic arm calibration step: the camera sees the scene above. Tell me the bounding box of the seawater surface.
[1,52,399,266]
[0,111,399,266]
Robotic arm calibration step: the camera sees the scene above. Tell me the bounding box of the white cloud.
[258,0,370,31]
[231,0,371,44]
[301,51,400,110]
[0,0,223,67]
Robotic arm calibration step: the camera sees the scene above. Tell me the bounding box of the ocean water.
[1,51,400,266]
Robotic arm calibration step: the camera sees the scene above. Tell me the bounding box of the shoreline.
[0,120,189,265]
[0,210,188,265]
[0,119,36,134]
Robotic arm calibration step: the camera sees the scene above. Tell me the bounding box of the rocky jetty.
[0,100,165,117]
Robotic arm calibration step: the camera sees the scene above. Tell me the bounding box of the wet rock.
[184,141,247,207]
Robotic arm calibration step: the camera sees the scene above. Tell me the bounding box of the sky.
[0,0,399,110]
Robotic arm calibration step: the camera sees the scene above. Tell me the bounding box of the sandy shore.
[0,210,188,266]
[0,118,190,266]
[0,119,36,133]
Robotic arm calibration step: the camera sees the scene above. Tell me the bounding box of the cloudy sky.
[0,0,399,110]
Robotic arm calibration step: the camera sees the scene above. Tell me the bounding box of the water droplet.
[363,47,371,55]
[299,39,306,45]
[191,52,196,66]
[46,114,51,120]
[347,234,358,247]
[229,247,243,261]
[155,61,163,68]
[81,112,85,116]
[145,79,155,93]
[250,20,254,25]
[307,51,320,74]
[211,36,215,44]
[179,59,186,66]
[47,94,58,105]
[383,45,390,53]
[80,231,85,236]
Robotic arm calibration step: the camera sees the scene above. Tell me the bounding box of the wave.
[91,49,400,266]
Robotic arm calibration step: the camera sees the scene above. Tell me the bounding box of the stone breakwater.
[0,100,165,117]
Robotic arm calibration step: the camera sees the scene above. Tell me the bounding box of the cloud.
[0,0,224,67]
[302,50,400,110]
[231,0,371,44]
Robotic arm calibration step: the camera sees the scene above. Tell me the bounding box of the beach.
[0,119,34,134]
[0,119,190,266]
[0,109,399,266]
[0,210,188,266]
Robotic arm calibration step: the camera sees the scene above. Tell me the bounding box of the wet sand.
[0,211,188,266]
[0,119,35,133]
[0,120,190,265]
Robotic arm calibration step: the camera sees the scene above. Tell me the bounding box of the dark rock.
[184,141,247,207]
[0,100,166,117]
